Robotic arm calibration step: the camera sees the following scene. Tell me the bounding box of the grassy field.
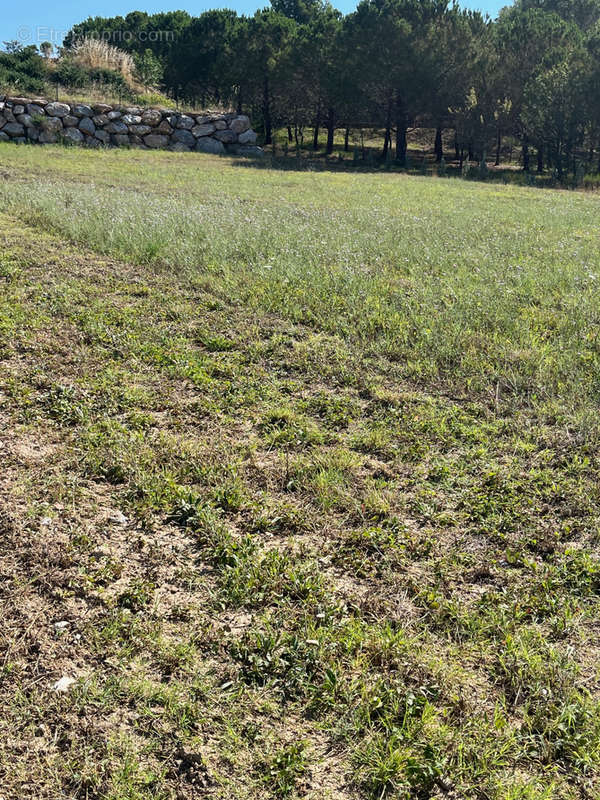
[1,143,600,800]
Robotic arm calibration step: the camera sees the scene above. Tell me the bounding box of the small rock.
[108,510,128,526]
[52,675,76,693]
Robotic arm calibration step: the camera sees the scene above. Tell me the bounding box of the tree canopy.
[3,0,597,172]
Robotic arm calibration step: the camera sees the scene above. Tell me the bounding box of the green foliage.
[0,44,47,92]
[51,58,129,93]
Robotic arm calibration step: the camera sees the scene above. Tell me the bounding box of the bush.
[51,59,130,94]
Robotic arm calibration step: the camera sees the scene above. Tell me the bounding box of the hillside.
[1,144,600,799]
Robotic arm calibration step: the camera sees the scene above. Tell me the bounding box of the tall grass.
[70,39,138,90]
[1,145,600,433]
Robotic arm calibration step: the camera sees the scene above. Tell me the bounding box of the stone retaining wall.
[0,96,262,156]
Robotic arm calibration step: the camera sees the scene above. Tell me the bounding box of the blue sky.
[2,0,506,49]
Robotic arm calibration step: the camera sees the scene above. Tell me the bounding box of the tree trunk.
[468,142,474,161]
[262,77,272,145]
[287,126,293,143]
[344,125,350,152]
[454,131,460,162]
[537,144,544,173]
[556,138,564,180]
[326,107,335,155]
[383,96,392,160]
[313,102,321,150]
[495,128,501,166]
[522,133,530,172]
[395,90,407,165]
[434,125,443,162]
[236,93,243,115]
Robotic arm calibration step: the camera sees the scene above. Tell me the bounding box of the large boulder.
[144,134,169,149]
[39,130,58,143]
[141,110,162,127]
[171,129,195,147]
[112,134,131,147]
[236,145,265,157]
[26,103,44,117]
[192,123,215,138]
[105,121,128,135]
[107,110,122,120]
[157,120,173,135]
[63,127,84,144]
[93,114,109,127]
[238,129,257,145]
[130,124,152,136]
[230,115,250,134]
[214,129,237,144]
[195,137,225,154]
[95,129,110,144]
[63,115,79,127]
[79,117,96,135]
[73,104,93,117]
[45,102,71,118]
[195,114,217,125]
[3,122,25,137]
[41,116,63,133]
[0,131,9,142]
[176,115,194,130]
[93,103,112,114]
[26,126,40,141]
[17,113,33,127]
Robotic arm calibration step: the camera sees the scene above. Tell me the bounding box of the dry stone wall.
[0,96,262,156]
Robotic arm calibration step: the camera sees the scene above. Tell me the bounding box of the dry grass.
[71,38,138,90]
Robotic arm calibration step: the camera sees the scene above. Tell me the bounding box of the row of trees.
[21,0,600,173]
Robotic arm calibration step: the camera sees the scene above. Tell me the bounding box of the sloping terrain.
[1,146,600,799]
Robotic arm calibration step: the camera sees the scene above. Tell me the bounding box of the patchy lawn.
[1,145,600,799]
